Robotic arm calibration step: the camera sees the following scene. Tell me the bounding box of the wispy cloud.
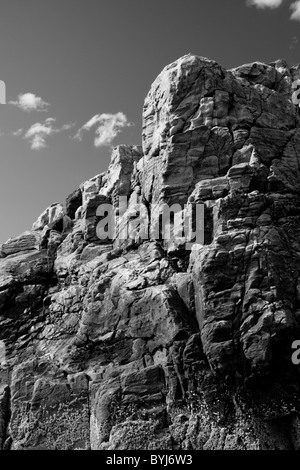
[74,112,132,147]
[290,35,299,49]
[246,0,283,8]
[23,118,74,150]
[9,93,50,112]
[12,128,23,137]
[291,0,300,20]
[246,0,300,22]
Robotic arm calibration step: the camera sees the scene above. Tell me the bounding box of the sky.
[0,0,300,243]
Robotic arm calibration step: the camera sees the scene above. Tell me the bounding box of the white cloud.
[74,112,131,147]
[23,118,74,150]
[12,128,23,136]
[247,0,300,21]
[9,93,50,112]
[291,1,300,20]
[246,0,283,8]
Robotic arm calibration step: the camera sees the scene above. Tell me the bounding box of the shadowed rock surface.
[1,54,300,449]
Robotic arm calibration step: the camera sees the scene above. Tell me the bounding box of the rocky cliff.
[1,54,300,450]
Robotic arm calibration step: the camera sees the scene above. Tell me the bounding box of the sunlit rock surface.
[1,54,300,449]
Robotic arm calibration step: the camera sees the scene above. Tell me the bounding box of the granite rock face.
[1,54,300,449]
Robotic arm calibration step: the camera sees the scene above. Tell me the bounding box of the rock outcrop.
[1,54,300,449]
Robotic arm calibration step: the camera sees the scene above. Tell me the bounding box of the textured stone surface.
[1,54,300,449]
[65,188,82,220]
[0,231,41,257]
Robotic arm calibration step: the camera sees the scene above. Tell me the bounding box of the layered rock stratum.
[2,54,300,449]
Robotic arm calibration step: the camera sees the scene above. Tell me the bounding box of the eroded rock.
[1,54,300,450]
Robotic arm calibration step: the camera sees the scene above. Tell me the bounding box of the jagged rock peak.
[1,54,300,450]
